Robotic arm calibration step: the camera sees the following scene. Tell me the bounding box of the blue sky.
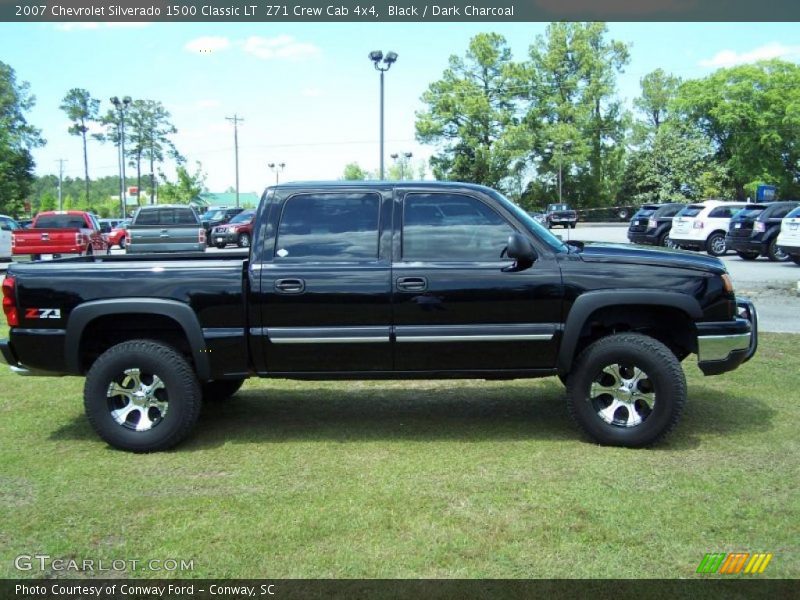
[1,21,800,194]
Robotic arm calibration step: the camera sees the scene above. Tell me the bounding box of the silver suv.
[126,205,206,254]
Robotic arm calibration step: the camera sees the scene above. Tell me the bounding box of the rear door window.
[275,192,380,261]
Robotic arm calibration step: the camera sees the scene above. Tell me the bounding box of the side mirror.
[503,233,537,271]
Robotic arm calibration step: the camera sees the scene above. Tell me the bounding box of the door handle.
[396,276,427,292]
[274,278,306,294]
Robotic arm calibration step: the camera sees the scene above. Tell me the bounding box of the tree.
[60,88,101,203]
[342,162,370,180]
[127,100,181,205]
[0,61,44,215]
[672,59,800,199]
[415,33,527,190]
[157,162,206,204]
[633,69,681,131]
[523,22,630,207]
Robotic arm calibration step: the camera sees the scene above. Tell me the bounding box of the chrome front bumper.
[696,299,758,376]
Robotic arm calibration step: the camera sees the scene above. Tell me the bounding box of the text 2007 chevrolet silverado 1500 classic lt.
[0,182,757,452]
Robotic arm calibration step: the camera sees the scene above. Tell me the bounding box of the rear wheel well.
[572,305,697,363]
[78,314,194,374]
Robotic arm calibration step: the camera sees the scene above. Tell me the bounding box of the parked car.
[210,209,255,248]
[107,219,131,249]
[725,201,800,261]
[12,210,110,260]
[626,203,684,247]
[126,205,205,254]
[545,203,577,229]
[0,215,22,260]
[18,219,33,229]
[1,181,756,452]
[668,200,748,256]
[199,206,245,245]
[776,206,800,265]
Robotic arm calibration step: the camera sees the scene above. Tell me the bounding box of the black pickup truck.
[1,182,757,452]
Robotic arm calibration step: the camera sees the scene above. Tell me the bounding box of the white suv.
[776,206,800,265]
[669,200,748,256]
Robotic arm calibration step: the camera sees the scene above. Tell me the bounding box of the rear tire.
[565,333,686,447]
[737,251,759,261]
[706,232,727,256]
[215,242,227,249]
[792,255,800,265]
[84,340,202,452]
[766,238,789,262]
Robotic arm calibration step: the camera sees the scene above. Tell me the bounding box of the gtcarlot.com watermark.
[14,553,195,573]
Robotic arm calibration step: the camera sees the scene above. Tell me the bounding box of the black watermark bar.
[3,579,800,600]
[3,0,800,22]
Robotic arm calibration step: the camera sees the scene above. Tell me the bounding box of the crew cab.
[627,203,684,247]
[545,203,577,229]
[776,206,800,265]
[725,201,799,262]
[12,210,110,260]
[0,182,757,453]
[669,200,748,256]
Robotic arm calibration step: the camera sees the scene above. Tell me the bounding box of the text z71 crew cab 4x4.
[0,182,757,452]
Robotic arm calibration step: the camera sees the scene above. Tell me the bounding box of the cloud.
[699,43,800,68]
[55,22,151,31]
[185,36,231,54]
[241,35,320,61]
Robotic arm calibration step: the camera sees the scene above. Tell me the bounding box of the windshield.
[229,210,255,224]
[487,190,567,253]
[787,207,800,219]
[633,206,658,218]
[548,204,569,212]
[736,207,766,219]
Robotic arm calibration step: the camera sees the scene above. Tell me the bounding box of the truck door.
[391,189,563,373]
[255,188,393,374]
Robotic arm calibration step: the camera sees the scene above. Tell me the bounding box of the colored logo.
[697,553,773,574]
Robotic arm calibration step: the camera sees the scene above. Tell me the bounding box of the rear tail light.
[199,229,206,244]
[75,232,81,246]
[125,230,131,245]
[2,276,18,327]
[648,218,657,229]
[693,221,704,229]
[754,222,765,233]
[11,233,15,249]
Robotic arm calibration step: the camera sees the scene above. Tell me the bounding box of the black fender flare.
[557,290,703,374]
[64,298,210,380]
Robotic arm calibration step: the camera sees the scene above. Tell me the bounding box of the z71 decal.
[25,308,62,320]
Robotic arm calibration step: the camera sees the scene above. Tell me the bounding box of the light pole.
[268,162,286,185]
[390,151,413,180]
[110,96,131,217]
[368,50,398,179]
[226,114,244,207]
[545,140,572,203]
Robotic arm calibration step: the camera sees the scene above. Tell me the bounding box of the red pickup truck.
[12,211,110,260]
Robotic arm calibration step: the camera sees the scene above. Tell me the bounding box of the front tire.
[737,251,759,261]
[706,232,727,256]
[237,232,251,248]
[84,340,202,452]
[792,255,800,265]
[565,333,686,447]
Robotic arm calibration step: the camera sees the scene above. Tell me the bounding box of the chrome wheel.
[107,368,169,432]
[707,233,726,256]
[589,363,655,428]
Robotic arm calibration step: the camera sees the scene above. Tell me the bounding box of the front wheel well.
[77,314,194,374]
[569,305,697,366]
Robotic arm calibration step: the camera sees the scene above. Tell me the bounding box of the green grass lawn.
[0,327,797,579]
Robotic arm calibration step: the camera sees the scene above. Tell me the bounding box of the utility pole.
[56,159,67,210]
[226,114,244,208]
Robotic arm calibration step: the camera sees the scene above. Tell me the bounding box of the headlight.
[648,218,657,228]
[754,222,765,233]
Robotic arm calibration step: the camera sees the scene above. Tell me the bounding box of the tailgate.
[13,229,81,253]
